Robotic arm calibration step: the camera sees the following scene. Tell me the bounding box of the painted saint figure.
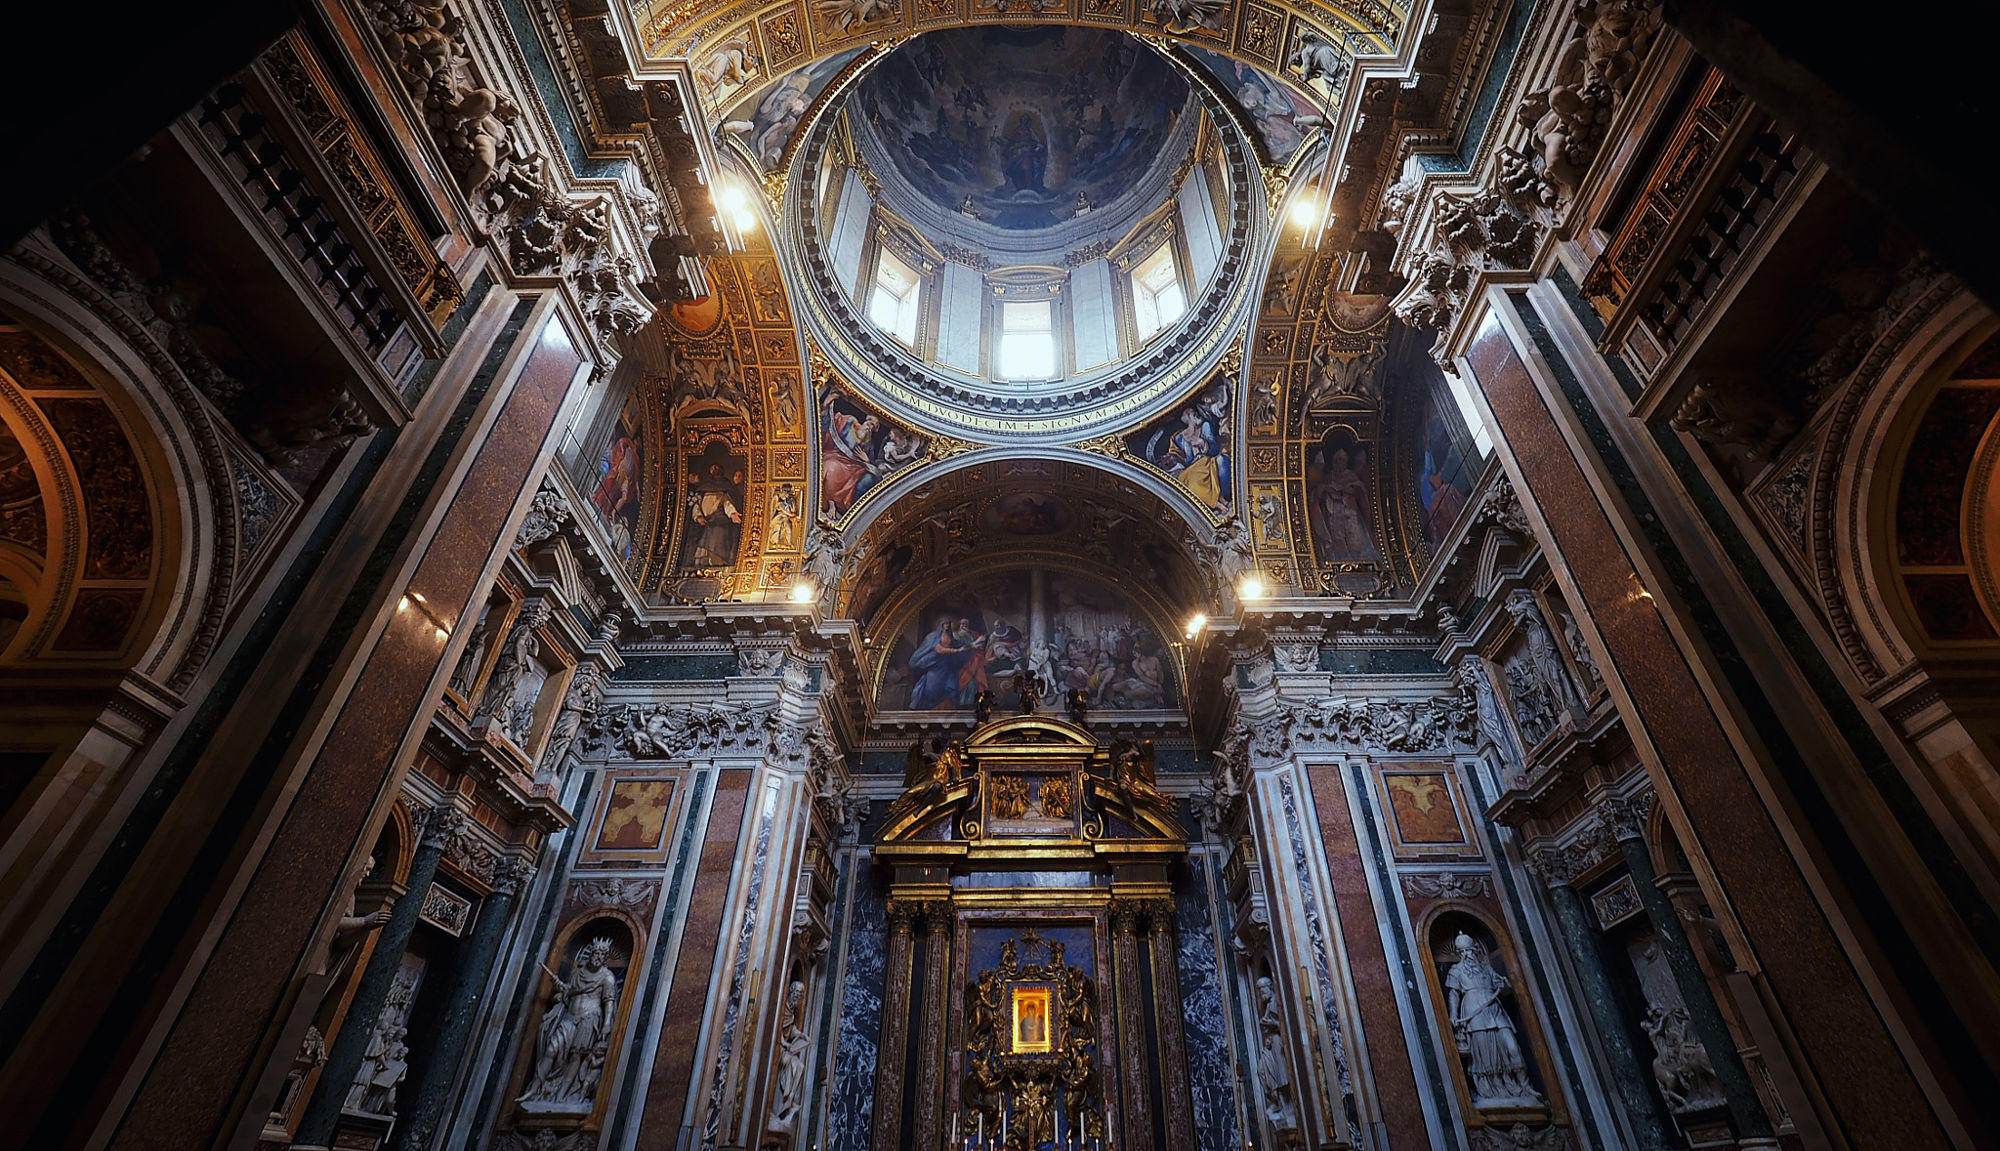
[908,615,975,710]
[1308,439,1379,561]
[1001,111,1048,191]
[683,462,745,569]
[820,393,887,517]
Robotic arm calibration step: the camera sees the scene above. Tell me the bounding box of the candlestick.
[978,1112,984,1147]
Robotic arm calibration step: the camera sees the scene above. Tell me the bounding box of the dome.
[789,26,1264,444]
[849,27,1192,233]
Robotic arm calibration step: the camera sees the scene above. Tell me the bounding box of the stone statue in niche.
[768,979,811,1135]
[1443,933,1543,1109]
[1455,655,1517,768]
[520,937,621,1110]
[1505,591,1582,712]
[1556,606,1603,695]
[480,603,551,746]
[268,1025,326,1127]
[1253,976,1300,1135]
[449,601,494,697]
[325,856,396,985]
[536,663,604,787]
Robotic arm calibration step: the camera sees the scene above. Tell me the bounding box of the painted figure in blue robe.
[908,616,974,710]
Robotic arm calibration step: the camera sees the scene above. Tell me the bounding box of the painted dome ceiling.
[849,27,1192,232]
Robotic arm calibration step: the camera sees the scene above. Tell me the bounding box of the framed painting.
[582,776,680,864]
[1010,985,1054,1054]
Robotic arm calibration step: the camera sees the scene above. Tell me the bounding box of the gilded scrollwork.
[963,931,1099,1151]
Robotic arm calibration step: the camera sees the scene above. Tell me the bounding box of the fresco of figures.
[719,48,868,171]
[1184,47,1320,164]
[820,389,930,519]
[878,568,1176,713]
[850,28,1190,230]
[1126,381,1233,515]
[1416,377,1479,550]
[586,391,644,561]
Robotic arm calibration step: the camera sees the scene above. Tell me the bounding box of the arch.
[840,447,1219,547]
[1826,286,1996,678]
[0,258,243,964]
[668,3,1393,137]
[0,255,234,693]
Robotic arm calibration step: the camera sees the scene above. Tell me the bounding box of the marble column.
[1143,900,1196,1151]
[1110,900,1154,1151]
[296,803,461,1146]
[872,900,921,1151]
[913,903,955,1151]
[389,855,534,1151]
[1610,805,1771,1139]
[1536,870,1672,1150]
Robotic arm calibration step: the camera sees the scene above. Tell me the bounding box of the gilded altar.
[870,715,1195,1151]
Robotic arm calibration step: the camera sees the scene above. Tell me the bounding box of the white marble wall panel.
[1071,259,1118,371]
[937,262,985,373]
[1180,168,1223,289]
[829,170,871,302]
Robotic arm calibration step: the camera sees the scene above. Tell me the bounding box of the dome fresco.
[851,27,1192,231]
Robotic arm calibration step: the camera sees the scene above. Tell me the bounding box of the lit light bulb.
[1289,198,1323,230]
[717,181,758,232]
[790,581,817,605]
[1239,575,1267,601]
[1185,612,1208,638]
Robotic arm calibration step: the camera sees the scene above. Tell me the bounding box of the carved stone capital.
[1597,789,1654,843]
[415,802,469,847]
[490,854,538,896]
[1109,900,1144,936]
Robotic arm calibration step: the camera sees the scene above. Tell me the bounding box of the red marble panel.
[1463,310,1948,1149]
[637,767,753,1151]
[1305,764,1427,1148]
[107,314,583,1146]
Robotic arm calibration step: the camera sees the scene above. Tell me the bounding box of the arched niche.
[1417,907,1560,1131]
[836,452,1211,627]
[1827,288,1995,679]
[507,912,644,1134]
[0,317,170,668]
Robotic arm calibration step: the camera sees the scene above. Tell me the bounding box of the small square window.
[1131,244,1186,341]
[868,248,922,346]
[998,300,1056,380]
